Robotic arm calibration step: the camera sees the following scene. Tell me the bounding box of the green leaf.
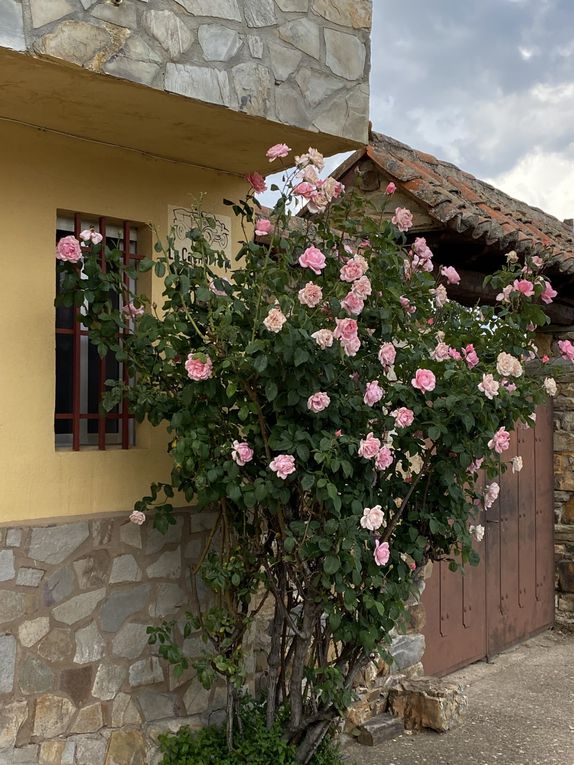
[323,555,340,575]
[265,381,278,402]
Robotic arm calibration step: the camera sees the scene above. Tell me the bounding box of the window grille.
[55,213,144,450]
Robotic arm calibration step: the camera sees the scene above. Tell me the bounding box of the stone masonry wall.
[551,329,574,623]
[0,510,230,765]
[0,0,371,142]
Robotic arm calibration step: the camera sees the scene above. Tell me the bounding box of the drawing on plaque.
[168,206,231,262]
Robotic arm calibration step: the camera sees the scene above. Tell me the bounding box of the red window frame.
[55,213,144,451]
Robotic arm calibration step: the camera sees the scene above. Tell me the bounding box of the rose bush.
[55,145,563,763]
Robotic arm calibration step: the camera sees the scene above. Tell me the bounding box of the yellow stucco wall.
[0,119,247,523]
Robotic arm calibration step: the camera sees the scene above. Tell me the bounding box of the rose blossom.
[392,207,413,232]
[531,255,544,268]
[541,280,557,304]
[496,284,513,303]
[255,218,273,236]
[484,481,500,509]
[340,257,367,282]
[506,250,519,264]
[123,302,144,318]
[542,354,550,363]
[307,392,331,413]
[185,353,213,381]
[352,275,372,298]
[393,407,414,428]
[360,505,385,531]
[501,380,517,393]
[488,427,511,454]
[399,295,416,314]
[434,284,448,308]
[269,454,296,479]
[56,235,82,262]
[558,339,574,361]
[245,172,267,193]
[385,182,397,194]
[463,344,479,368]
[478,373,499,400]
[448,347,462,361]
[340,335,361,357]
[373,540,390,566]
[468,457,484,473]
[295,148,325,170]
[513,278,534,297]
[543,377,557,396]
[298,282,322,308]
[341,291,365,315]
[431,342,450,362]
[358,433,381,459]
[311,329,334,349]
[496,352,523,378]
[469,524,485,542]
[232,440,254,466]
[293,182,315,199]
[263,307,287,333]
[129,510,146,525]
[378,342,396,368]
[440,266,461,285]
[411,368,436,393]
[79,229,103,245]
[299,246,326,275]
[364,380,384,406]
[333,318,358,341]
[511,456,523,473]
[266,143,291,161]
[375,447,394,470]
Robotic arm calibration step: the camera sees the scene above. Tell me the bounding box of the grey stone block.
[279,19,321,59]
[324,28,366,80]
[42,566,75,606]
[91,663,126,701]
[173,0,241,20]
[19,656,55,695]
[29,523,89,565]
[6,529,22,547]
[100,584,151,632]
[0,0,26,51]
[0,591,26,624]
[0,634,16,693]
[129,656,164,687]
[74,623,106,665]
[0,550,15,582]
[16,567,44,587]
[52,588,107,625]
[143,10,194,59]
[109,554,142,584]
[243,0,277,27]
[198,24,242,61]
[112,622,150,659]
[356,713,404,746]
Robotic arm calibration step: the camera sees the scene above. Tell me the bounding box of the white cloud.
[488,149,574,220]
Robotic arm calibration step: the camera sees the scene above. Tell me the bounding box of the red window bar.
[55,214,144,450]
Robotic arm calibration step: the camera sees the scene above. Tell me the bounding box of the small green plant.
[158,699,343,765]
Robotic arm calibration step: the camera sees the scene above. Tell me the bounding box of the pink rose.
[484,481,500,509]
[462,344,479,368]
[393,407,414,428]
[56,235,82,263]
[123,302,144,318]
[293,182,315,199]
[340,335,361,357]
[245,172,267,193]
[448,347,462,361]
[358,433,381,459]
[488,427,511,454]
[311,329,334,349]
[378,342,396,368]
[513,278,534,297]
[307,391,331,413]
[440,266,461,285]
[299,246,326,275]
[352,275,372,298]
[434,284,448,308]
[558,339,574,362]
[373,540,390,566]
[341,291,365,315]
[478,373,499,400]
[255,218,273,237]
[385,182,396,194]
[266,143,291,161]
[392,207,413,232]
[541,280,557,304]
[468,457,484,473]
[375,447,394,470]
[79,229,103,244]
[400,295,416,314]
[360,505,384,531]
[431,342,450,362]
[185,354,213,381]
[340,257,367,282]
[263,307,287,333]
[333,318,358,341]
[232,440,254,466]
[129,510,146,526]
[411,368,436,393]
[269,454,296,479]
[298,282,323,308]
[364,380,384,406]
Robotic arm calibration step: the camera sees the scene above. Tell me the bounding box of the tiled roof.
[357,133,574,274]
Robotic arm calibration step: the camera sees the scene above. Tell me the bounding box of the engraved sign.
[168,206,232,262]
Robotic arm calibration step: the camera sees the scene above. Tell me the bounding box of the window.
[55,212,144,450]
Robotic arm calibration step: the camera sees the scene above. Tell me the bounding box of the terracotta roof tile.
[359,132,574,273]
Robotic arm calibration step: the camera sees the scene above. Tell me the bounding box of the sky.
[370,0,574,221]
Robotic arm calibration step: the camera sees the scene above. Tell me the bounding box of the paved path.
[342,629,574,765]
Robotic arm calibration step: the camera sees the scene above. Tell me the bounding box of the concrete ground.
[342,629,574,765]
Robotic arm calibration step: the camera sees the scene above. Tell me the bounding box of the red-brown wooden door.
[422,404,554,676]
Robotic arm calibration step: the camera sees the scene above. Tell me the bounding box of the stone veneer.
[0,510,233,765]
[0,0,371,142]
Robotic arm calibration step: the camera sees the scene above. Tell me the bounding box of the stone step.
[355,713,404,746]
